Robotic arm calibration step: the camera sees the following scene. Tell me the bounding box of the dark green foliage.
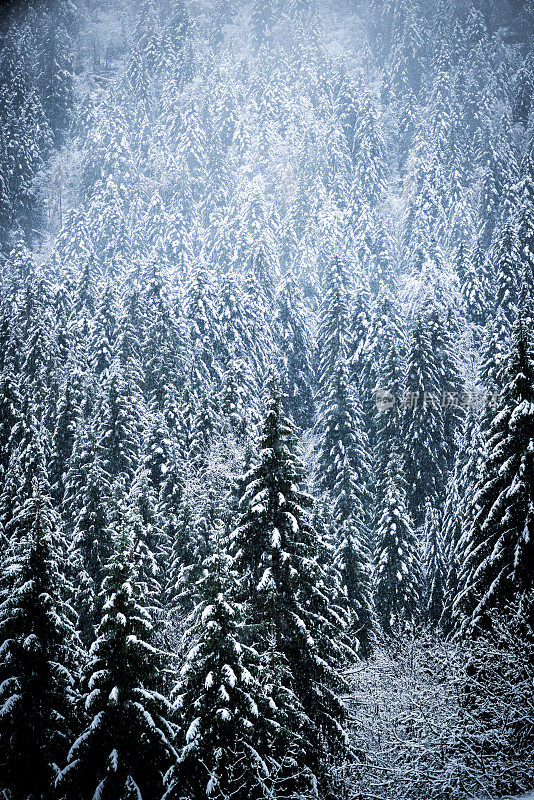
[164,529,313,800]
[456,316,534,635]
[232,374,351,789]
[0,470,79,800]
[374,452,420,636]
[59,517,175,800]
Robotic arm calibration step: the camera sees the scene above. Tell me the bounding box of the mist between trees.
[0,0,533,799]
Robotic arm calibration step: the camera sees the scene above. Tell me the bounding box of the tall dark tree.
[402,314,447,526]
[374,451,420,636]
[422,504,447,629]
[68,426,113,646]
[96,368,142,483]
[274,273,316,431]
[0,471,79,800]
[59,515,175,800]
[456,316,534,635]
[232,374,351,791]
[164,528,313,800]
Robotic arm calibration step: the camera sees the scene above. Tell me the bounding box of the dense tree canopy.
[0,0,533,797]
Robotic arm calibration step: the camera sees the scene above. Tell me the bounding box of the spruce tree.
[0,372,21,483]
[0,471,79,800]
[164,527,312,800]
[373,339,404,508]
[251,0,276,53]
[316,257,373,649]
[37,17,75,143]
[49,373,83,504]
[493,218,521,321]
[274,273,316,431]
[441,406,484,635]
[96,367,142,483]
[402,314,447,526]
[374,452,420,637]
[422,505,446,630]
[456,315,534,635]
[316,356,374,657]
[232,374,351,791]
[58,514,175,800]
[68,427,113,646]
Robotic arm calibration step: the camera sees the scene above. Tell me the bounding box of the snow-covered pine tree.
[232,373,351,790]
[49,372,84,504]
[374,450,420,637]
[68,425,113,646]
[58,512,175,800]
[460,238,490,329]
[315,256,374,654]
[218,357,254,442]
[251,0,276,53]
[351,90,389,208]
[512,57,534,126]
[422,504,447,630]
[0,470,80,800]
[210,0,238,49]
[0,371,21,485]
[373,338,404,509]
[440,404,484,635]
[455,314,534,635]
[493,217,521,321]
[316,256,351,396]
[425,305,464,471]
[514,141,534,291]
[274,272,316,431]
[164,525,314,800]
[96,366,142,484]
[126,468,166,616]
[316,355,374,657]
[1,406,48,544]
[36,15,75,143]
[360,289,404,441]
[401,313,447,526]
[18,278,56,421]
[90,283,119,378]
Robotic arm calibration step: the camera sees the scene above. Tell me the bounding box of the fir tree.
[232,374,351,790]
[0,472,79,800]
[374,452,420,637]
[58,515,175,800]
[456,315,534,635]
[164,527,313,800]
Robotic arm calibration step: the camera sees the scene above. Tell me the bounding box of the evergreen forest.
[0,0,533,798]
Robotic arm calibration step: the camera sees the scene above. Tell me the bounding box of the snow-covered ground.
[504,794,534,800]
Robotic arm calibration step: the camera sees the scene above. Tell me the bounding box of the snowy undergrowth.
[347,632,534,800]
